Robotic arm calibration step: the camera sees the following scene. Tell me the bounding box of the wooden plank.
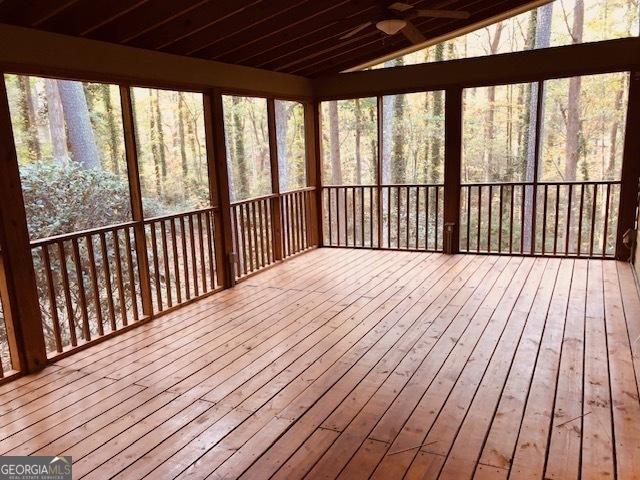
[602,260,640,478]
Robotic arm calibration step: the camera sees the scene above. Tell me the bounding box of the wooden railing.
[31,221,142,357]
[144,207,221,313]
[322,184,444,251]
[231,194,277,279]
[460,180,621,257]
[281,187,314,258]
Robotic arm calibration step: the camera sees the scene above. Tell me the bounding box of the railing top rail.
[322,183,444,188]
[143,206,218,224]
[461,179,621,187]
[30,221,138,248]
[281,186,316,194]
[230,193,278,207]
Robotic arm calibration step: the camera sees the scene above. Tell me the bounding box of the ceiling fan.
[340,2,471,44]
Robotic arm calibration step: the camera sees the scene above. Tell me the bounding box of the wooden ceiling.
[0,0,537,77]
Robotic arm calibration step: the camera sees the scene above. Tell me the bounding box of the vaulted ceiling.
[0,0,538,77]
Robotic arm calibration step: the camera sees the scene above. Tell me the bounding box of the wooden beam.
[90,0,210,44]
[207,90,236,287]
[267,98,284,262]
[119,85,153,317]
[203,91,232,288]
[443,87,462,254]
[0,76,47,372]
[0,0,81,27]
[0,24,313,99]
[40,0,152,36]
[304,101,322,247]
[312,37,640,99]
[616,71,640,261]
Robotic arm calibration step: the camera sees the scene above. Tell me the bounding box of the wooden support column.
[0,77,47,372]
[207,90,236,287]
[204,91,234,287]
[377,96,384,248]
[616,71,640,261]
[267,98,284,261]
[305,100,322,247]
[120,85,153,316]
[443,87,462,254]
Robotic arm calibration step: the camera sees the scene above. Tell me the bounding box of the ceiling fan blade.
[401,20,426,44]
[340,21,373,39]
[415,9,470,19]
[388,2,413,12]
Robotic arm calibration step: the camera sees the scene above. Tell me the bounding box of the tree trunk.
[148,90,162,195]
[430,45,444,184]
[44,79,69,164]
[483,23,504,180]
[18,76,41,161]
[275,100,291,191]
[101,84,120,175]
[232,96,248,200]
[178,92,189,184]
[523,3,553,251]
[57,80,100,169]
[154,90,167,182]
[607,87,624,177]
[355,98,362,185]
[564,0,584,181]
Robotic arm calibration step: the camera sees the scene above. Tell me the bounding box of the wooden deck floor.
[1,248,640,480]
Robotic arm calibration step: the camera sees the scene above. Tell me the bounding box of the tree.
[178,92,189,183]
[430,44,444,184]
[148,89,163,195]
[101,84,121,176]
[523,2,553,250]
[232,96,248,200]
[564,0,585,181]
[44,79,69,164]
[354,98,362,185]
[17,76,41,161]
[57,80,100,169]
[275,100,292,191]
[483,22,505,180]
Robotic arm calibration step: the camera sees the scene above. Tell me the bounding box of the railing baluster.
[577,184,585,256]
[42,245,63,352]
[405,186,410,249]
[466,186,471,252]
[188,214,199,296]
[396,187,401,249]
[509,185,514,254]
[197,213,206,292]
[415,187,420,249]
[112,230,128,327]
[553,184,560,255]
[205,211,216,289]
[425,186,430,250]
[57,242,77,346]
[542,185,548,255]
[520,185,526,254]
[360,187,365,248]
[99,232,116,332]
[589,184,598,256]
[565,184,573,255]
[602,183,611,257]
[85,235,103,336]
[180,216,191,300]
[124,228,139,321]
[71,237,90,341]
[150,222,162,310]
[498,185,504,253]
[477,186,482,253]
[171,218,182,303]
[160,221,172,307]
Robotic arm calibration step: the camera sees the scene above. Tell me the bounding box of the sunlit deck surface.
[1,248,640,480]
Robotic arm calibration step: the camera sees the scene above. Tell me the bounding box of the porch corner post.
[267,98,284,262]
[120,85,153,317]
[443,87,463,254]
[0,76,47,372]
[206,90,236,287]
[305,100,322,247]
[616,71,640,261]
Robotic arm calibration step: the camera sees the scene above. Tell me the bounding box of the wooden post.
[305,100,322,247]
[119,85,153,316]
[267,98,284,261]
[377,96,384,248]
[204,91,234,287]
[443,87,462,254]
[0,76,47,372]
[616,71,640,261]
[207,90,236,286]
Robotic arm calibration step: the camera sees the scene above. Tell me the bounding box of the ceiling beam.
[38,0,152,36]
[89,0,210,44]
[0,24,312,98]
[312,36,640,98]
